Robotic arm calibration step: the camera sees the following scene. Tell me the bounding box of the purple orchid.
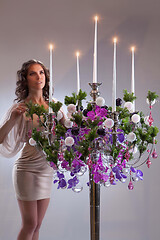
[53,171,67,189]
[87,111,96,120]
[130,167,143,180]
[68,176,79,189]
[112,165,127,181]
[117,129,125,143]
[95,106,108,118]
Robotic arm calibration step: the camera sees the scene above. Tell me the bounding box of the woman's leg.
[17,200,37,240]
[32,198,50,240]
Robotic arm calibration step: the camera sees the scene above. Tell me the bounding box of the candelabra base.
[89,171,100,240]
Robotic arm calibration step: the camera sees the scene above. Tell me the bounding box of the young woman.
[0,60,64,240]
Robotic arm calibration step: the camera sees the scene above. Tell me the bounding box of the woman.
[0,60,64,240]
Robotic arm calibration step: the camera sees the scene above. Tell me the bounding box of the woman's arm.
[0,103,26,144]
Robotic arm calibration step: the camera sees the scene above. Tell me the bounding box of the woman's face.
[26,63,46,91]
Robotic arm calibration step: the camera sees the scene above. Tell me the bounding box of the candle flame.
[131,46,135,52]
[76,51,80,57]
[94,15,99,21]
[113,37,117,43]
[49,44,54,50]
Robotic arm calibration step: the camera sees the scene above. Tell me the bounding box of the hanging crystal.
[152,148,158,159]
[148,111,154,126]
[146,157,152,168]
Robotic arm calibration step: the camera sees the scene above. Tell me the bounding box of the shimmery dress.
[0,103,54,201]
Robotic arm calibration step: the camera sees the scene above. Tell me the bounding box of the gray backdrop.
[0,0,160,239]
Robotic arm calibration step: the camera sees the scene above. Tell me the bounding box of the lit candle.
[76,51,80,94]
[93,15,98,83]
[49,44,53,113]
[112,37,117,112]
[131,46,135,111]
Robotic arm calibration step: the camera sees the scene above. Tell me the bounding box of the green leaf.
[49,101,63,115]
[64,92,77,105]
[147,91,159,102]
[123,89,137,102]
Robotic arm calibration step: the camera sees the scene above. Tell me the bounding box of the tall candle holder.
[89,82,102,240]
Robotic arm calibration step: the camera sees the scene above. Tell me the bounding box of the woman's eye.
[29,72,35,76]
[40,71,44,75]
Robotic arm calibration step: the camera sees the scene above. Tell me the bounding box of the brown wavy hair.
[15,59,51,102]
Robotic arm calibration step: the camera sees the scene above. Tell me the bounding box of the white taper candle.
[93,16,98,83]
[112,38,117,112]
[76,51,80,94]
[49,44,53,113]
[131,46,135,112]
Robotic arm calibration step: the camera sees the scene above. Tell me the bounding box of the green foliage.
[85,128,98,141]
[147,91,159,103]
[110,144,121,161]
[49,101,63,115]
[117,106,130,119]
[123,89,137,102]
[86,117,102,129]
[87,103,93,111]
[77,89,87,102]
[76,140,89,160]
[64,149,74,166]
[71,112,83,127]
[55,124,66,139]
[25,101,47,120]
[64,92,77,105]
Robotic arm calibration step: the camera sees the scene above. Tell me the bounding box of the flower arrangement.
[26,89,159,192]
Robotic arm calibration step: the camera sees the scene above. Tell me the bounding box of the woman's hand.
[10,103,27,122]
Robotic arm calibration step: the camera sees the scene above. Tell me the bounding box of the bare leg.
[17,200,37,240]
[32,198,50,240]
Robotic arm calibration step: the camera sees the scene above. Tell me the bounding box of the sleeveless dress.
[0,103,54,201]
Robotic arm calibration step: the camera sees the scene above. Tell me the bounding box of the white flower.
[65,136,74,146]
[96,97,105,107]
[124,102,133,112]
[67,104,76,113]
[64,119,73,128]
[57,111,63,121]
[29,138,36,146]
[127,132,136,142]
[131,114,140,123]
[104,118,114,128]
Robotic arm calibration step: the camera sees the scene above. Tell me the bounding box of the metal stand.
[89,154,100,240]
[89,83,102,240]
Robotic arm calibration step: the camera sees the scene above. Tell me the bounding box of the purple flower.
[112,166,127,181]
[50,162,58,170]
[68,176,79,189]
[131,167,143,180]
[61,160,70,171]
[53,171,67,189]
[87,111,96,120]
[95,106,108,118]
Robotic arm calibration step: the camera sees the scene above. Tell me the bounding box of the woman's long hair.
[15,59,50,102]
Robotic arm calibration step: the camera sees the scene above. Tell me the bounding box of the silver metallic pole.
[89,83,101,240]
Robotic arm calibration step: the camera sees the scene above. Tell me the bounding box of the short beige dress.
[0,103,54,201]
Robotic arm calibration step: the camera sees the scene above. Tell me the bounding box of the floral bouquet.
[26,89,159,192]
